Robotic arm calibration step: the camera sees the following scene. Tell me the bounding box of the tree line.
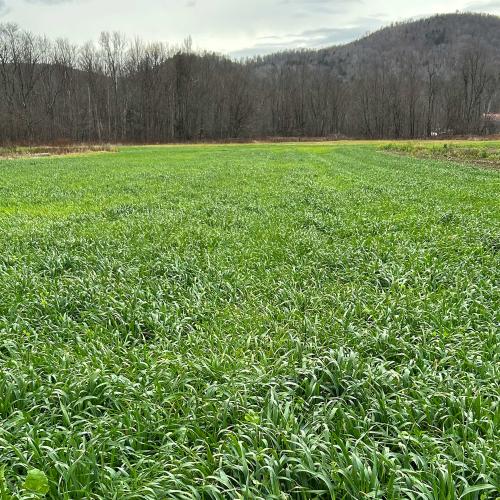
[0,19,498,144]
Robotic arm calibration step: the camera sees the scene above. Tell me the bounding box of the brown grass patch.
[0,144,117,159]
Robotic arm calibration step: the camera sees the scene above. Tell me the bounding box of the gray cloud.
[464,0,500,11]
[280,0,362,4]
[280,0,364,15]
[25,0,75,3]
[0,0,9,15]
[231,16,383,58]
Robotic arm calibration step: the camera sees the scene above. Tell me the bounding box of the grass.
[0,143,498,499]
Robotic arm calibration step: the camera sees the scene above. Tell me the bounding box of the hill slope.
[261,13,500,73]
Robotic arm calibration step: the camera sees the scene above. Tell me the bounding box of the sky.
[0,0,499,58]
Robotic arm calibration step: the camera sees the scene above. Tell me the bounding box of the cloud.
[279,0,364,15]
[463,0,500,11]
[231,16,383,58]
[25,0,76,4]
[0,0,9,15]
[280,0,362,4]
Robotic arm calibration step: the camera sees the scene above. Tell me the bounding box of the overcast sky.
[0,0,499,57]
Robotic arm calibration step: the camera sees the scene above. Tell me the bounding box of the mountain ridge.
[255,13,500,71]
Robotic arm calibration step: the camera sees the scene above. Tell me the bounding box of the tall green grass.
[0,144,499,498]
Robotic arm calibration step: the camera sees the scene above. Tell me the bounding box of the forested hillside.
[268,13,500,70]
[0,13,499,143]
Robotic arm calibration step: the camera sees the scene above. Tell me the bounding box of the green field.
[0,144,499,499]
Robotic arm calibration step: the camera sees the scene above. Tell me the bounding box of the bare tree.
[0,14,499,145]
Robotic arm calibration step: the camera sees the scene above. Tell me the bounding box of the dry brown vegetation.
[381,141,500,169]
[0,144,117,158]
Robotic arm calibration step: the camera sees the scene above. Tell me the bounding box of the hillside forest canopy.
[0,13,499,144]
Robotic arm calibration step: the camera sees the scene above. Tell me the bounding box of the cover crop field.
[0,143,499,498]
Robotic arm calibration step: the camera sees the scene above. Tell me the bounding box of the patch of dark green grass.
[0,144,499,498]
